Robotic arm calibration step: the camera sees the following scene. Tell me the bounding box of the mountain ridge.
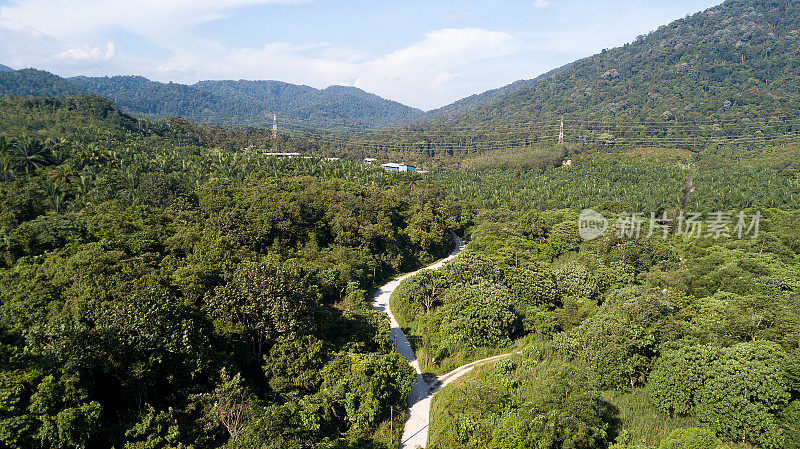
[0,70,425,129]
[432,0,800,140]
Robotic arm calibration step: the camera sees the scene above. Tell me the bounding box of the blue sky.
[0,0,721,110]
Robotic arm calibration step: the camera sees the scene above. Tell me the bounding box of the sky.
[0,0,722,110]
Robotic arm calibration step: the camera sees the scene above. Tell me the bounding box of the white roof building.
[262,152,302,158]
[381,163,416,173]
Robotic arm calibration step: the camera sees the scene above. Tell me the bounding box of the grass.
[602,388,701,447]
[370,408,407,449]
[414,341,521,376]
[428,364,499,449]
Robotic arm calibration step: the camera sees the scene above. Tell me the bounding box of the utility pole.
[559,116,565,145]
[272,112,278,139]
[390,406,393,447]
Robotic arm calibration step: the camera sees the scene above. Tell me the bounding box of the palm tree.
[13,138,50,174]
[47,165,80,185]
[0,136,14,181]
[0,136,11,154]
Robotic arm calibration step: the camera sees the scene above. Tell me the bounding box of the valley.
[1,1,800,448]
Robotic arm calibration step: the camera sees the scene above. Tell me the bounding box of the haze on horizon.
[0,0,721,110]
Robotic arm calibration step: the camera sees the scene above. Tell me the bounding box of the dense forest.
[0,70,422,130]
[0,96,462,448]
[1,92,799,449]
[391,206,800,448]
[2,82,800,449]
[2,0,800,448]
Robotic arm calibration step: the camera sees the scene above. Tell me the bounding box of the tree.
[26,375,103,449]
[548,221,581,258]
[696,340,790,447]
[122,405,187,449]
[320,351,415,430]
[502,264,560,309]
[555,262,598,300]
[440,281,518,350]
[12,138,50,175]
[206,371,256,445]
[485,361,610,449]
[208,259,320,359]
[649,345,717,417]
[263,335,327,395]
[405,201,448,262]
[778,400,800,449]
[416,269,441,314]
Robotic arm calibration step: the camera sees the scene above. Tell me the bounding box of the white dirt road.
[371,235,518,448]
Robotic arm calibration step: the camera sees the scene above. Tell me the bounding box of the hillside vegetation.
[451,0,800,132]
[415,206,800,449]
[0,70,423,129]
[343,0,800,155]
[0,97,461,448]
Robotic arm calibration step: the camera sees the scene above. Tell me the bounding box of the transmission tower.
[272,112,278,139]
[559,116,564,145]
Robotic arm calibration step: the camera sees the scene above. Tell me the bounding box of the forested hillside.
[349,0,800,153]
[0,70,423,129]
[453,0,800,136]
[423,78,539,120]
[3,93,798,448]
[0,96,460,448]
[0,69,85,99]
[2,0,800,447]
[193,80,422,128]
[420,203,800,449]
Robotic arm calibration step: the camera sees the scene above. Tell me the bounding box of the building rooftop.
[262,152,302,157]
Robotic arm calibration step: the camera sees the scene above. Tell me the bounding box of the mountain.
[0,70,423,129]
[0,64,14,72]
[0,69,84,98]
[192,79,423,128]
[67,75,251,124]
[426,78,540,120]
[434,0,800,143]
[0,94,141,140]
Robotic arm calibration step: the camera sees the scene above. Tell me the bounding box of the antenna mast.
[559,116,564,145]
[272,112,278,139]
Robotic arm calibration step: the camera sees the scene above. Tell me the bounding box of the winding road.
[372,235,517,448]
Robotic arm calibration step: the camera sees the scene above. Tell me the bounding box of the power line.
[263,113,800,154]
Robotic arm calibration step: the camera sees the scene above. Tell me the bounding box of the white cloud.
[0,1,520,109]
[121,27,517,110]
[0,0,309,39]
[58,41,115,62]
[534,0,550,8]
[354,28,517,108]
[433,72,458,87]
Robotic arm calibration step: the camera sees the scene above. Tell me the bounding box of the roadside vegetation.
[421,197,800,448]
[0,97,461,448]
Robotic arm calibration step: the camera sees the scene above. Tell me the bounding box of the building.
[381,162,416,173]
[364,158,378,164]
[261,152,302,158]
